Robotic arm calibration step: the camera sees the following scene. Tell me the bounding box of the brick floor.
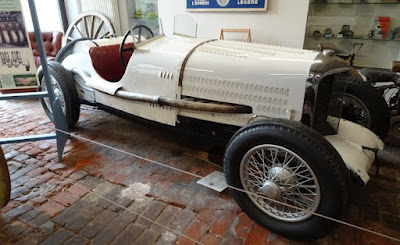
[1,99,400,245]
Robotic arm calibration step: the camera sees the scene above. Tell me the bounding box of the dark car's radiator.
[312,76,346,135]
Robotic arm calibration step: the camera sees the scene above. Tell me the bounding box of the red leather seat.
[29,31,63,67]
[89,43,133,82]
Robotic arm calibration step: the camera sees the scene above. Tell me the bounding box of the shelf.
[305,36,400,41]
[305,1,400,69]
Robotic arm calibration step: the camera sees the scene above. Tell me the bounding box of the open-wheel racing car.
[38,16,386,240]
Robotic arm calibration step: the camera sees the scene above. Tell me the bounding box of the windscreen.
[173,15,197,38]
[128,18,163,44]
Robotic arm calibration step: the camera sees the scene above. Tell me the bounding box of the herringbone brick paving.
[0,99,400,245]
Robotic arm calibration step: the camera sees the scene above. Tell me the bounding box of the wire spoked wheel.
[335,76,390,138]
[240,144,321,222]
[38,61,80,129]
[63,12,116,46]
[342,93,371,129]
[224,119,350,240]
[41,75,66,115]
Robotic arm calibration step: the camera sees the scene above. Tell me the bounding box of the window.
[20,0,62,32]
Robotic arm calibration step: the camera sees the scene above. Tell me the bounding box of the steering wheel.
[119,24,154,67]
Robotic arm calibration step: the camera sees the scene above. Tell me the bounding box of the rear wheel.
[339,76,390,138]
[38,61,80,128]
[224,119,350,240]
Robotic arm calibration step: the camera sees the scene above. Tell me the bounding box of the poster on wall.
[187,0,267,11]
[0,0,38,91]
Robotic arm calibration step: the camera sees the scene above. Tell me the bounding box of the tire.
[338,76,390,138]
[38,61,80,128]
[18,30,24,43]
[0,146,11,209]
[10,30,17,44]
[223,119,350,240]
[3,31,10,44]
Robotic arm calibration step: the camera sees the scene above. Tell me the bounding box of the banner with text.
[187,0,267,11]
[0,0,38,91]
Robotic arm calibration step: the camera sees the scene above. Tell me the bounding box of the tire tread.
[223,119,350,240]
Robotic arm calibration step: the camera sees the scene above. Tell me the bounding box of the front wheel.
[38,61,80,128]
[339,76,390,138]
[223,119,350,240]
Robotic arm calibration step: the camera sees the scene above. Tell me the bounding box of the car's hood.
[118,35,319,121]
[180,39,320,121]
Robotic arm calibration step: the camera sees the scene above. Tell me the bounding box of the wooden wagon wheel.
[63,11,116,46]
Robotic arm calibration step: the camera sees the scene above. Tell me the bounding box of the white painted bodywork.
[61,33,383,184]
[64,35,319,125]
[181,40,318,125]
[325,120,384,183]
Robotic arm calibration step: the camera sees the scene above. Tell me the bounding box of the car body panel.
[181,40,319,123]
[120,35,203,98]
[60,32,383,184]
[325,119,384,183]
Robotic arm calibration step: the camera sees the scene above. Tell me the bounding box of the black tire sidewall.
[0,146,11,208]
[38,61,80,128]
[340,77,390,138]
[224,121,349,240]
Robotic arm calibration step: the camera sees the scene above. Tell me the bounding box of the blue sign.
[187,0,267,11]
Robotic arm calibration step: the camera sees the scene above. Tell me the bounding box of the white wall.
[158,0,310,48]
[63,0,310,48]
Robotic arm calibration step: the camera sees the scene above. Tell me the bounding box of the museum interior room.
[0,0,400,244]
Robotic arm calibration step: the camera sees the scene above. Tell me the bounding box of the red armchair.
[28,31,63,67]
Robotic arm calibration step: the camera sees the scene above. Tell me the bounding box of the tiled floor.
[0,99,400,245]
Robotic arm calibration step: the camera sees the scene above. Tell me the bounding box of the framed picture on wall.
[187,0,267,12]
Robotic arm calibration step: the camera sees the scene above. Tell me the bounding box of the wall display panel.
[0,0,38,91]
[187,0,267,12]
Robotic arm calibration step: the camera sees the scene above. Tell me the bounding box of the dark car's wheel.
[0,146,11,208]
[338,76,390,138]
[38,61,80,128]
[223,119,350,240]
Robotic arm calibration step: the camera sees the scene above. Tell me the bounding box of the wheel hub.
[269,167,295,185]
[260,181,281,199]
[240,144,321,222]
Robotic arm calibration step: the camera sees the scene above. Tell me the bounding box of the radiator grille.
[313,76,346,135]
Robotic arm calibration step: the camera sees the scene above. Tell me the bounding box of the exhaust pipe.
[376,150,400,166]
[363,146,400,165]
[115,90,252,114]
[70,68,252,114]
[363,146,399,182]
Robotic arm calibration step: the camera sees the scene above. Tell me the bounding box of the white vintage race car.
[39,17,384,240]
